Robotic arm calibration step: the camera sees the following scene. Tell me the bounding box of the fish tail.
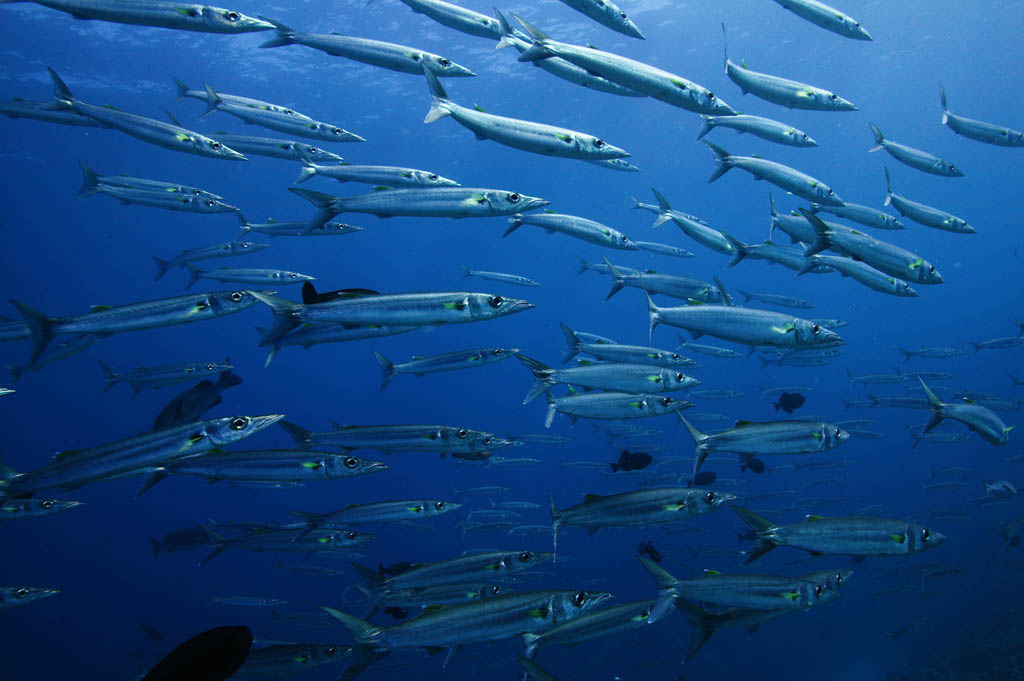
[544,391,557,429]
[351,562,388,617]
[258,16,296,48]
[767,192,778,240]
[503,214,523,238]
[422,66,453,123]
[798,208,831,257]
[135,469,168,498]
[286,510,321,539]
[319,607,380,646]
[96,360,118,394]
[883,167,894,206]
[198,525,226,565]
[248,290,301,346]
[185,262,202,290]
[938,84,949,124]
[293,145,318,184]
[603,257,626,301]
[649,187,672,212]
[737,288,751,303]
[516,354,554,404]
[44,66,74,108]
[152,256,171,282]
[288,187,341,234]
[637,554,679,622]
[646,292,660,343]
[713,276,733,306]
[721,231,748,268]
[898,347,911,363]
[559,323,581,364]
[868,122,885,152]
[918,377,946,434]
[696,114,714,140]
[969,342,980,353]
[77,161,100,198]
[200,82,222,118]
[149,537,163,558]
[521,634,540,660]
[511,14,554,62]
[703,142,732,183]
[574,256,590,275]
[674,598,715,662]
[548,492,562,559]
[493,8,516,49]
[9,299,55,369]
[373,351,396,392]
[7,364,22,384]
[172,76,189,102]
[278,420,313,448]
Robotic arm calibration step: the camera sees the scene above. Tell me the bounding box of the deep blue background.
[1,0,1022,679]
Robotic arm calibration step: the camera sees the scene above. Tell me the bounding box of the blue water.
[1,0,1022,678]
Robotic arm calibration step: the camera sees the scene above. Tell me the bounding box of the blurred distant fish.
[562,323,697,369]
[705,142,843,205]
[543,392,693,428]
[173,77,310,119]
[374,347,520,391]
[186,264,314,290]
[969,336,1024,352]
[461,267,541,287]
[152,368,243,429]
[237,217,361,239]
[770,0,872,40]
[555,0,644,39]
[505,212,637,250]
[0,586,58,609]
[3,1,273,33]
[634,241,696,259]
[809,201,903,231]
[296,149,458,188]
[774,392,806,414]
[939,85,1024,147]
[919,377,1013,446]
[150,525,211,558]
[203,132,343,163]
[139,621,164,643]
[77,162,231,210]
[98,359,232,397]
[982,479,1017,498]
[610,451,653,472]
[7,333,95,383]
[0,97,97,126]
[154,238,268,282]
[258,323,414,367]
[0,498,82,520]
[139,626,252,681]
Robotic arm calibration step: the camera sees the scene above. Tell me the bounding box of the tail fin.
[544,392,557,429]
[703,142,732,183]
[504,213,524,238]
[883,167,894,207]
[152,257,171,282]
[97,360,118,395]
[560,323,581,364]
[9,299,56,369]
[696,114,715,140]
[938,84,949,125]
[287,187,342,235]
[233,211,253,240]
[493,8,517,49]
[278,420,314,448]
[198,525,227,565]
[768,192,778,240]
[516,354,555,404]
[918,376,946,434]
[511,14,555,62]
[650,187,672,212]
[868,122,885,152]
[185,262,203,290]
[737,289,752,303]
[7,364,23,383]
[674,599,716,662]
[969,342,980,353]
[351,562,388,617]
[248,290,302,346]
[373,351,397,392]
[150,537,163,558]
[603,257,627,301]
[318,607,380,646]
[258,16,297,48]
[797,208,831,257]
[645,293,661,343]
[679,416,711,480]
[423,66,452,124]
[46,66,74,106]
[286,510,323,539]
[549,492,562,559]
[714,276,733,306]
[730,506,777,563]
[721,231,748,268]
[898,347,911,364]
[293,144,318,183]
[637,554,680,622]
[77,161,100,198]
[201,83,222,118]
[173,77,189,102]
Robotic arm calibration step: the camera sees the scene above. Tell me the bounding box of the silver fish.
[5,1,273,33]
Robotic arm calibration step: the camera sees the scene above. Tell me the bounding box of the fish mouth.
[366,461,390,472]
[602,146,630,159]
[520,197,551,212]
[223,147,248,161]
[507,300,536,314]
[248,18,278,31]
[247,414,287,435]
[340,131,366,143]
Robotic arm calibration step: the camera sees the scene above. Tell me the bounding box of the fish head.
[303,145,344,163]
[487,189,549,214]
[686,488,736,515]
[412,170,460,187]
[910,259,943,284]
[193,133,247,161]
[276,270,316,284]
[312,644,352,663]
[945,162,965,178]
[790,129,817,147]
[823,424,851,449]
[550,590,614,623]
[575,134,630,160]
[794,319,843,348]
[667,371,700,391]
[465,293,534,321]
[487,347,520,361]
[421,499,461,517]
[229,241,270,256]
[889,277,918,297]
[501,549,554,573]
[905,524,946,553]
[700,87,736,116]
[196,198,238,213]
[808,179,843,206]
[207,290,267,315]
[323,529,376,547]
[324,454,389,478]
[199,7,275,32]
[205,414,285,446]
[423,55,476,78]
[1,586,59,606]
[34,499,84,514]
[647,395,693,415]
[323,222,363,235]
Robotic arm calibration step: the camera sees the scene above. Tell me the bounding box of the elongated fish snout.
[241,16,277,32]
[222,147,248,161]
[519,196,551,212]
[507,299,536,314]
[246,413,287,434]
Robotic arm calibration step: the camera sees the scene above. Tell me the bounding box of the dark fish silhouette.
[302,282,380,305]
[691,471,718,486]
[152,366,242,430]
[384,606,409,620]
[773,392,806,414]
[740,457,766,474]
[139,620,165,643]
[610,450,653,472]
[637,540,663,563]
[378,561,414,577]
[140,625,252,681]
[150,525,210,558]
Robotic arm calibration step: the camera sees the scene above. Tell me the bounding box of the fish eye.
[660,397,672,407]
[707,91,715,100]
[439,58,451,66]
[346,531,358,540]
[434,501,446,511]
[241,243,250,249]
[331,128,343,136]
[482,437,492,445]
[344,457,358,469]
[193,188,202,195]
[672,354,681,360]
[835,572,842,585]
[950,165,956,172]
[814,585,823,598]
[573,592,586,607]
[928,266,935,273]
[491,586,501,594]
[811,324,820,334]
[229,292,244,302]
[429,174,438,181]
[326,646,340,656]
[225,10,240,21]
[210,141,221,150]
[620,11,627,18]
[206,364,215,371]
[493,349,503,355]
[507,193,520,203]
[922,528,930,541]
[827,188,834,195]
[289,273,300,279]
[705,491,715,503]
[621,234,628,241]
[675,373,684,382]
[489,295,504,308]
[205,200,215,207]
[594,139,604,148]
[41,500,54,509]
[457,429,469,438]
[519,551,533,562]
[15,588,29,598]
[229,417,248,431]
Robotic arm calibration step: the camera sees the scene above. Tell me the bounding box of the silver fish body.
[555,0,644,39]
[883,168,972,233]
[506,212,637,249]
[7,0,273,32]
[698,114,817,147]
[705,142,843,205]
[869,123,962,177]
[544,392,693,428]
[771,0,872,40]
[939,85,1024,147]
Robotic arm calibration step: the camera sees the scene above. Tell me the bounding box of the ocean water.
[1,0,1022,679]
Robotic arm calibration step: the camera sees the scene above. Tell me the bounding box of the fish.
[199,526,375,564]
[732,506,945,562]
[869,123,963,177]
[697,113,817,147]
[0,97,98,126]
[970,337,1024,352]
[278,421,516,458]
[722,25,856,111]
[259,323,414,367]
[610,450,653,472]
[518,655,560,681]
[43,68,246,161]
[505,212,637,250]
[677,341,744,359]
[5,1,273,33]
[0,586,59,608]
[882,168,973,233]
[549,487,734,555]
[295,153,458,188]
[0,498,82,520]
[152,369,243,429]
[799,254,918,298]
[939,84,1024,147]
[704,142,844,205]
[212,596,286,607]
[287,499,459,538]
[521,600,656,659]
[203,85,364,143]
[633,189,737,257]
[562,323,697,368]
[237,217,362,239]
[774,392,806,414]
[150,525,211,557]
[919,377,1013,446]
[139,621,165,643]
[680,416,850,479]
[291,186,547,233]
[395,0,503,40]
[737,290,814,309]
[515,354,699,403]
[543,391,693,428]
[173,77,311,119]
[252,290,533,347]
[153,239,269,281]
[139,626,252,681]
[423,67,629,160]
[10,290,266,368]
[633,241,696,259]
[186,264,314,289]
[555,0,644,39]
[512,15,735,116]
[373,347,521,391]
[77,162,227,205]
[235,642,350,678]
[6,333,95,383]
[258,17,475,77]
[809,201,904,231]
[461,267,541,287]
[201,132,344,162]
[602,260,721,302]
[689,389,744,400]
[97,359,232,397]
[771,0,872,38]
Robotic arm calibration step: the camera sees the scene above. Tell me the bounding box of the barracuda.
[374,347,520,391]
[1,0,274,33]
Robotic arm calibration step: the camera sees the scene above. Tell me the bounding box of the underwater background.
[1,0,1023,679]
